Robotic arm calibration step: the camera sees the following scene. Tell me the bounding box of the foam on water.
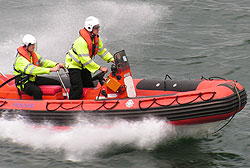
[0,116,175,161]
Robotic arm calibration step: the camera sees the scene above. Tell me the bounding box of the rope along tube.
[93,101,120,112]
[139,92,215,111]
[46,101,84,112]
[209,81,242,135]
[45,100,119,112]
[0,101,7,107]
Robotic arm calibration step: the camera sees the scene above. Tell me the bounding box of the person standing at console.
[65,16,114,99]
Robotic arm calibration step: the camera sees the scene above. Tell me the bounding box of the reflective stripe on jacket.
[65,29,114,73]
[13,46,57,85]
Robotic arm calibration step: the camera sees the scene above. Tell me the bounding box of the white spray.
[0,116,175,161]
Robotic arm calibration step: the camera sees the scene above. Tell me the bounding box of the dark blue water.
[0,0,250,167]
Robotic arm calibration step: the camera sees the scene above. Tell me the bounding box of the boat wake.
[0,116,177,161]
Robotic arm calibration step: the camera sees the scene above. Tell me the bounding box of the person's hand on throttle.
[99,67,108,73]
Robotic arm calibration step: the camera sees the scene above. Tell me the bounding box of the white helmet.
[22,34,36,46]
[84,16,100,32]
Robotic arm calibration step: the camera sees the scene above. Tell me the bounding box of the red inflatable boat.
[0,50,247,129]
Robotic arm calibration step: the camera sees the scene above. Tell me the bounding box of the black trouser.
[22,76,60,100]
[68,68,94,100]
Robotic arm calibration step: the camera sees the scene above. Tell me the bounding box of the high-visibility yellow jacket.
[65,29,114,73]
[13,46,57,88]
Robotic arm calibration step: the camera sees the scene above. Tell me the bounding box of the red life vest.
[79,28,99,58]
[17,46,39,66]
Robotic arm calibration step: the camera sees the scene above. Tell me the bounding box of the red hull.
[0,74,247,126]
[0,51,247,127]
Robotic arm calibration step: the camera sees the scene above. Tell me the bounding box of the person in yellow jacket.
[65,16,114,99]
[13,34,65,99]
